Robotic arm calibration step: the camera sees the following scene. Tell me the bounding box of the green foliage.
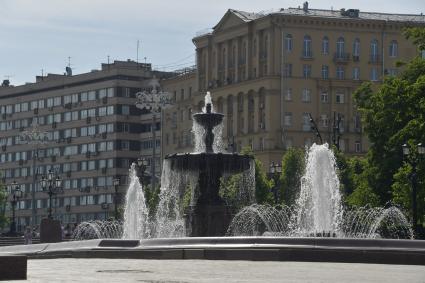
[404,27,425,53]
[352,27,425,216]
[279,147,305,206]
[240,147,274,205]
[219,174,243,209]
[144,184,161,217]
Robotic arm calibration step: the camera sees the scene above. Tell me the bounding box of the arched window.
[336,37,345,57]
[389,40,398,57]
[353,38,360,57]
[285,34,293,51]
[322,36,329,55]
[303,35,312,58]
[370,39,379,61]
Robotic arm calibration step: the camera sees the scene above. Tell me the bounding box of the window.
[284,63,292,77]
[336,66,345,80]
[336,37,345,57]
[370,68,378,81]
[353,38,360,57]
[285,34,292,52]
[47,98,54,108]
[285,88,292,101]
[122,105,130,115]
[21,102,28,112]
[284,112,292,126]
[88,91,96,101]
[98,89,107,99]
[80,92,88,102]
[121,141,130,150]
[370,39,379,61]
[302,64,311,78]
[14,104,21,113]
[107,88,114,98]
[64,112,72,122]
[302,113,311,131]
[285,138,293,149]
[322,36,329,55]
[64,95,72,104]
[389,40,398,57]
[320,91,328,103]
[353,67,360,80]
[107,106,114,115]
[336,92,345,104]
[387,68,398,77]
[321,65,329,79]
[355,141,361,153]
[302,89,311,102]
[320,114,329,127]
[54,97,61,106]
[303,35,312,58]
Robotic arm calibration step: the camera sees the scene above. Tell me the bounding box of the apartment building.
[162,4,425,168]
[0,60,171,232]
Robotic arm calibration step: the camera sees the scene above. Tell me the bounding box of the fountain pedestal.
[186,205,234,236]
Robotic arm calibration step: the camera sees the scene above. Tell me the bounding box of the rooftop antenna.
[65,56,72,76]
[144,57,147,64]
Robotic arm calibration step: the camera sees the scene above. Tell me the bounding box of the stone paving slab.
[10,258,425,283]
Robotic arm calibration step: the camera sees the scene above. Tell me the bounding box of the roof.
[227,7,425,24]
[279,8,425,23]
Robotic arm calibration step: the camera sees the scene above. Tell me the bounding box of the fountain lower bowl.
[165,152,252,172]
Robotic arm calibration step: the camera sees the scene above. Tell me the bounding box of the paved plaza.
[10,258,425,283]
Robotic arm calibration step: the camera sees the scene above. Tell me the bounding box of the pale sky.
[1,0,424,85]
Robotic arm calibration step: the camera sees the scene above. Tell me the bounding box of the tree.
[279,147,305,206]
[354,27,425,219]
[219,147,273,208]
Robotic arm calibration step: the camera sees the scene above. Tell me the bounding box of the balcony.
[333,53,350,63]
[301,51,314,60]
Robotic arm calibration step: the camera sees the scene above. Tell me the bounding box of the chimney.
[303,1,309,12]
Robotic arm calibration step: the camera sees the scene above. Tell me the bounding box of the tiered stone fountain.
[165,95,253,236]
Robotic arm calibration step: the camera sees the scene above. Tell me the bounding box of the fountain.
[164,92,254,236]
[227,143,413,239]
[7,90,425,265]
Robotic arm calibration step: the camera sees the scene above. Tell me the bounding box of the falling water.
[227,144,413,239]
[294,143,343,236]
[153,160,186,238]
[122,164,150,239]
[72,220,123,240]
[192,121,206,153]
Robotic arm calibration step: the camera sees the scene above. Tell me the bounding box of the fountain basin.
[2,237,425,265]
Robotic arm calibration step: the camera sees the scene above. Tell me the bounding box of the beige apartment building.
[162,4,425,169]
[0,60,172,232]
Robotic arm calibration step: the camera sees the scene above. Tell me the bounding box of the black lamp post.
[7,181,23,235]
[112,177,120,220]
[402,142,425,236]
[137,157,149,187]
[269,162,282,204]
[40,169,62,219]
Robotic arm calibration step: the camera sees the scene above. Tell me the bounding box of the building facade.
[162,5,425,169]
[0,60,170,232]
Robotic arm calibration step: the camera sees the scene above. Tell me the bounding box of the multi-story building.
[162,4,425,168]
[0,60,171,232]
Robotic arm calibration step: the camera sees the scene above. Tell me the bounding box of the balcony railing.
[333,52,350,63]
[301,51,313,60]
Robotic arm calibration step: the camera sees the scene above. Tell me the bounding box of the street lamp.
[7,181,23,235]
[112,178,120,220]
[39,169,62,219]
[402,142,425,236]
[269,162,282,204]
[136,82,173,191]
[19,123,49,229]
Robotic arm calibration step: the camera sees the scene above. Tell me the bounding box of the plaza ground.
[12,258,425,282]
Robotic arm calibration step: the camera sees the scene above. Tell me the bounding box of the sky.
[0,0,424,86]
